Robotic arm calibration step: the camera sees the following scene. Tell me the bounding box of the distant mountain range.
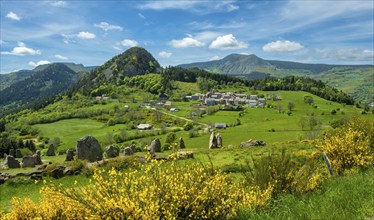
[0,63,95,91]
[179,54,374,104]
[0,63,94,114]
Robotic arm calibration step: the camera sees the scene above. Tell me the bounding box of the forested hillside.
[0,63,83,115]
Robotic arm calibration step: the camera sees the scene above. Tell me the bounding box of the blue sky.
[1,0,373,74]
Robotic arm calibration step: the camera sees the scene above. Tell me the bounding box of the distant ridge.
[178,54,374,104]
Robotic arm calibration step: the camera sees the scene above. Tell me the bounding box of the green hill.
[0,63,84,115]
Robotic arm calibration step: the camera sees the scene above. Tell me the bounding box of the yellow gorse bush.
[1,158,272,219]
[320,116,374,175]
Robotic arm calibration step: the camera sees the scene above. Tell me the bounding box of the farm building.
[215,123,227,129]
[137,124,153,130]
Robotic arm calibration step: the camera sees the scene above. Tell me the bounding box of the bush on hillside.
[1,159,273,219]
[320,116,374,174]
[242,149,324,197]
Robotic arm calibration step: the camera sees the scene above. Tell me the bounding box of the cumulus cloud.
[28,60,51,67]
[1,42,41,56]
[55,54,68,60]
[6,12,21,21]
[209,55,221,61]
[77,32,96,39]
[121,39,139,47]
[169,36,205,48]
[94,22,123,31]
[263,40,304,52]
[159,51,172,58]
[209,34,248,50]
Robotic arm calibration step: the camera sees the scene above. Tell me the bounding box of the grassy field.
[2,90,372,215]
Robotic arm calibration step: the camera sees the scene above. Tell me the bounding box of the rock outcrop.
[4,155,20,169]
[178,138,186,149]
[46,144,56,156]
[209,131,218,149]
[105,145,120,158]
[239,139,266,147]
[147,138,161,154]
[65,149,74,161]
[76,136,103,162]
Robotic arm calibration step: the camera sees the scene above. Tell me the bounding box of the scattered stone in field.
[51,166,65,179]
[105,145,120,158]
[209,131,218,149]
[9,149,14,157]
[36,150,41,156]
[46,144,56,156]
[63,167,74,176]
[124,146,134,156]
[148,138,161,154]
[36,164,48,171]
[65,149,74,161]
[239,139,266,147]
[3,153,8,160]
[216,133,223,148]
[4,155,20,169]
[15,149,23,158]
[169,151,194,160]
[0,177,5,184]
[30,174,43,180]
[129,144,136,153]
[179,138,186,149]
[58,151,64,156]
[22,155,37,168]
[76,136,103,162]
[33,153,43,165]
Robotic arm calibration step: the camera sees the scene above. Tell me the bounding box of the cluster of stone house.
[186,92,269,108]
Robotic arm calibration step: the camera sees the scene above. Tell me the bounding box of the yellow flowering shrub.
[321,126,373,174]
[243,149,325,197]
[2,158,272,219]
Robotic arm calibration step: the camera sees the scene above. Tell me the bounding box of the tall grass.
[235,168,374,220]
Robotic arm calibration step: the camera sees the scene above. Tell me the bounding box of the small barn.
[215,123,227,129]
[137,124,153,130]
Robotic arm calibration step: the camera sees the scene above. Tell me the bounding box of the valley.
[0,47,373,219]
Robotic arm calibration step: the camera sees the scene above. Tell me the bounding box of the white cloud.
[263,40,304,53]
[138,1,239,13]
[0,40,6,45]
[77,32,96,39]
[159,51,172,58]
[55,54,68,60]
[138,1,201,10]
[1,42,41,56]
[227,4,239,12]
[6,12,21,21]
[209,55,221,61]
[138,13,146,19]
[209,34,248,50]
[121,39,139,47]
[169,36,205,48]
[318,48,374,61]
[113,46,123,51]
[28,60,51,67]
[51,1,67,7]
[94,22,123,31]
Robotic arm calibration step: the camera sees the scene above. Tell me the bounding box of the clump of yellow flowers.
[1,158,272,219]
[320,117,374,175]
